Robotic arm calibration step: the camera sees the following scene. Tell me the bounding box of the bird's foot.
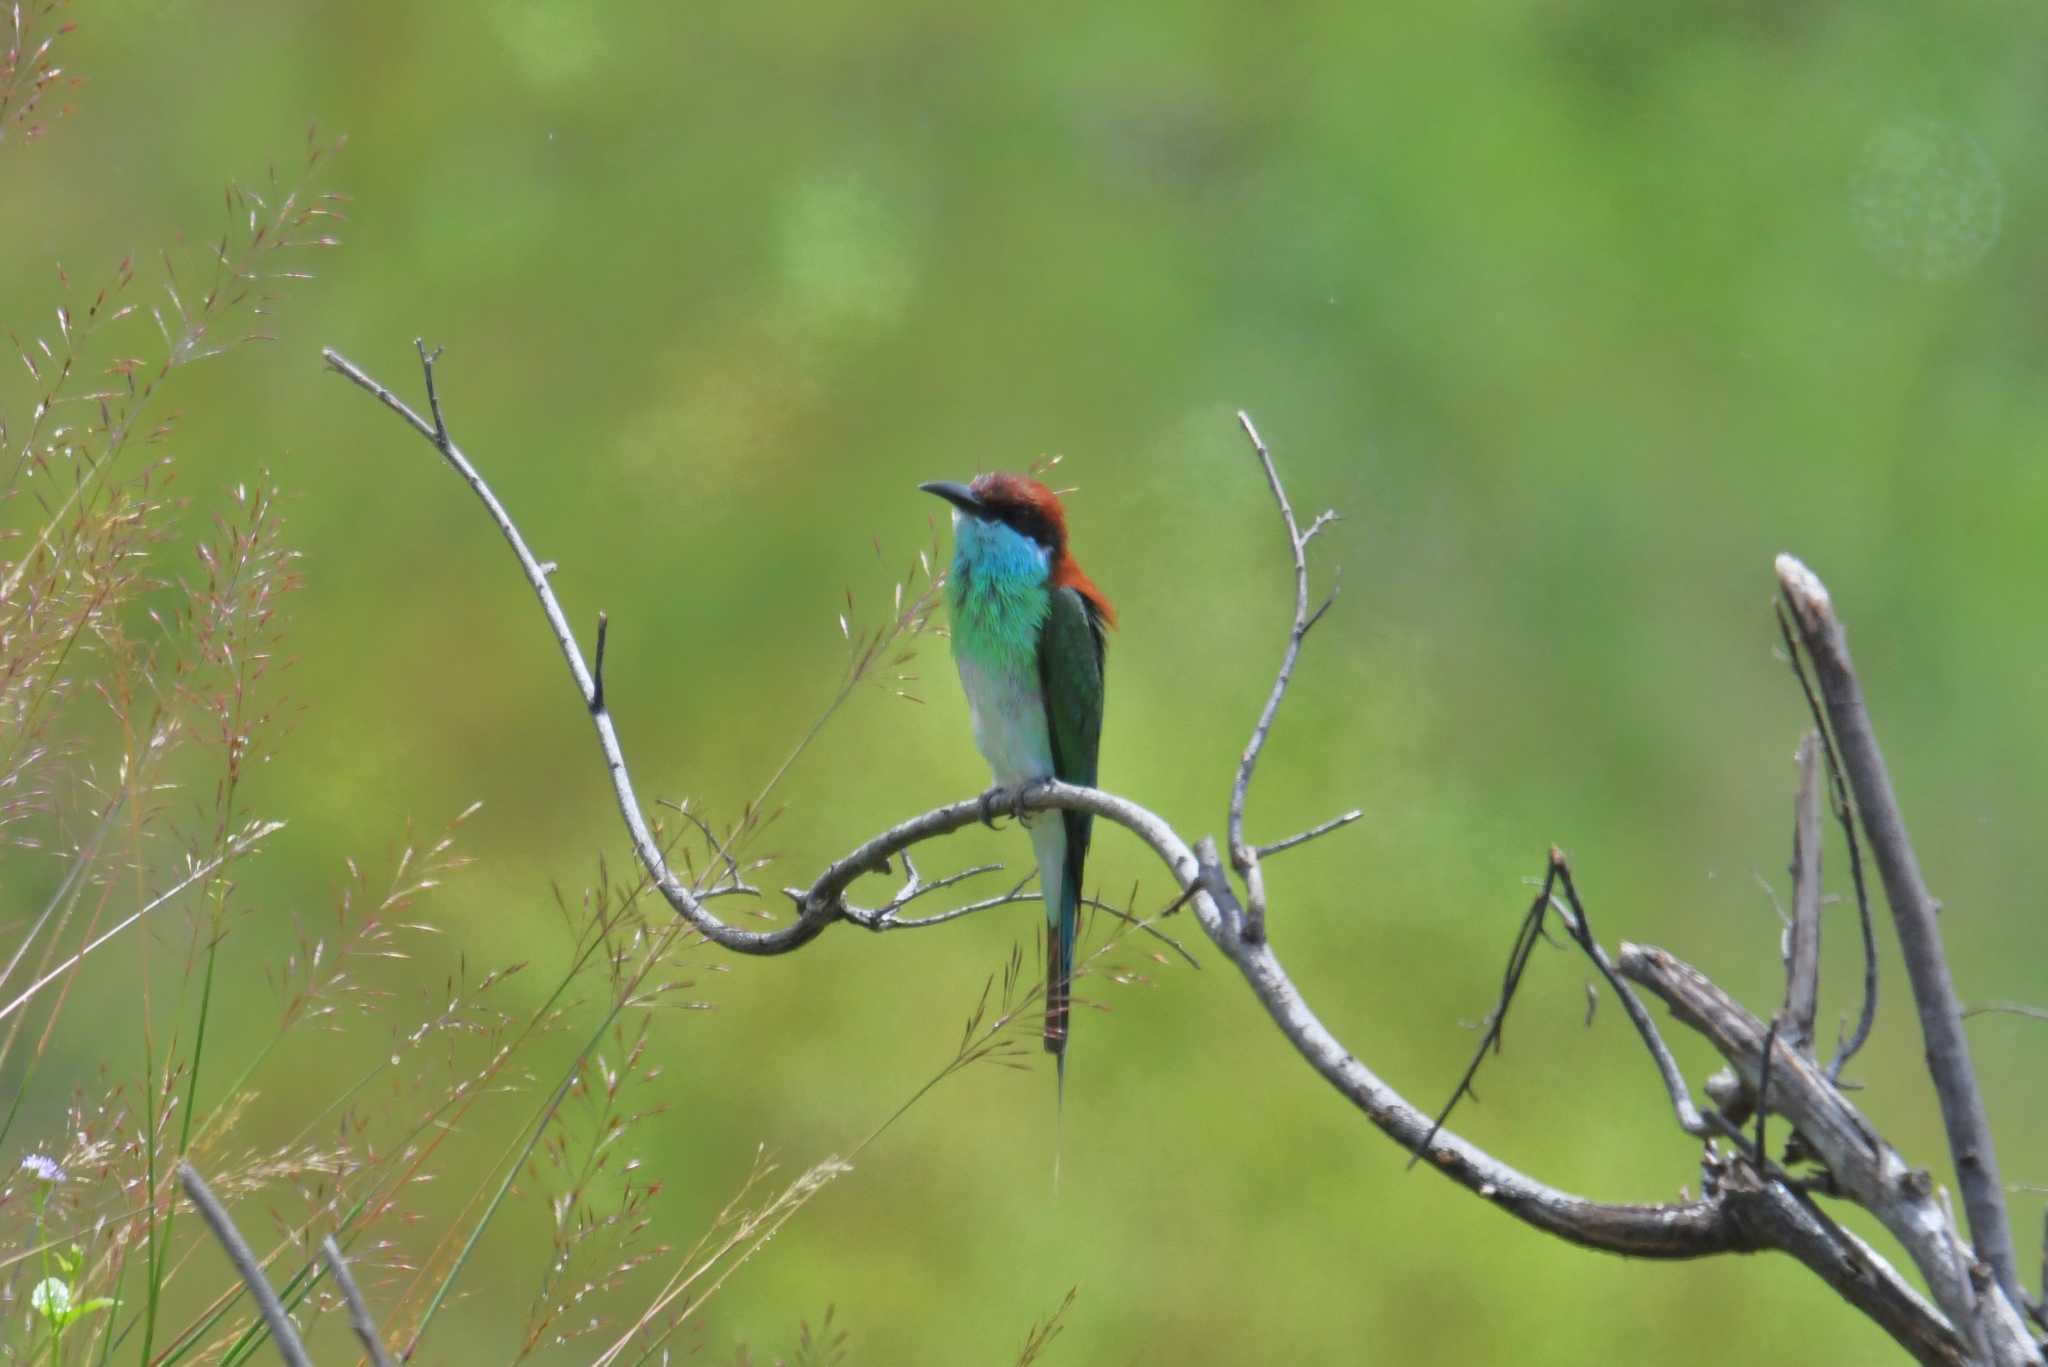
[1011,777,1056,826]
[979,779,1054,828]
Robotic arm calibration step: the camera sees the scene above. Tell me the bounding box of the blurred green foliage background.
[5,0,2047,1361]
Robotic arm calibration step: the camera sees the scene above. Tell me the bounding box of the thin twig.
[843,868,1029,929]
[878,854,1008,914]
[1414,847,1712,1167]
[1079,891,1203,969]
[851,875,1202,970]
[1410,859,1559,1166]
[1774,601,1878,1079]
[1755,1015,1780,1165]
[1255,809,1364,859]
[1546,854,1710,1138]
[1778,553,2023,1315]
[1784,732,1824,1053]
[1227,410,1340,944]
[319,1235,395,1367]
[867,891,1036,932]
[1961,1002,2048,1023]
[415,337,448,440]
[177,1164,313,1367]
[1148,877,1205,922]
[655,798,758,897]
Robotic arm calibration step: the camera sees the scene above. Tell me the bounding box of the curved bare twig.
[324,344,832,954]
[1226,411,1345,943]
[1547,855,1710,1139]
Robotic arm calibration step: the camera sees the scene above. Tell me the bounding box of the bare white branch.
[1777,552,2023,1315]
[324,345,828,954]
[1256,809,1363,859]
[1620,943,2038,1364]
[812,781,1745,1253]
[1228,410,1344,944]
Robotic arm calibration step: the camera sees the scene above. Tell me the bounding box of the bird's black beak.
[918,480,984,517]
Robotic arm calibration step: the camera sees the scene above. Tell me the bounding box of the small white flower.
[30,1278,72,1317]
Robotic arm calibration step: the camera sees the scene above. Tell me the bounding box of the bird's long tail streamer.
[1055,863,1085,1188]
[1032,819,1081,1191]
[1044,920,1071,1061]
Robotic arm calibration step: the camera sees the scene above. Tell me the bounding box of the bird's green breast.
[947,557,1050,677]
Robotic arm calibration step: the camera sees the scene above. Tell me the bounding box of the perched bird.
[920,473,1113,1091]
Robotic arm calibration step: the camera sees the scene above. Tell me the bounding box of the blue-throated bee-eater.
[921,473,1114,1089]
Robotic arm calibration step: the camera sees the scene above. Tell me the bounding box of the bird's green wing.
[1038,585,1107,873]
[1038,585,1106,1076]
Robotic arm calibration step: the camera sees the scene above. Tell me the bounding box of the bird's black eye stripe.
[993,504,1060,552]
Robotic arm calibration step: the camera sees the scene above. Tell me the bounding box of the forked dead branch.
[317,340,2041,1366]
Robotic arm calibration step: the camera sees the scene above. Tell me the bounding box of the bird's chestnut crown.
[920,472,1115,627]
[919,472,1071,555]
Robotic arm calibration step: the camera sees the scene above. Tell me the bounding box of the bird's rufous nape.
[965,472,1117,628]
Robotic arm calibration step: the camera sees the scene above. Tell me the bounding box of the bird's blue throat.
[945,516,1052,675]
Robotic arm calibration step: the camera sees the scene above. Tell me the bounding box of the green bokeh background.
[5,1,2047,1361]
